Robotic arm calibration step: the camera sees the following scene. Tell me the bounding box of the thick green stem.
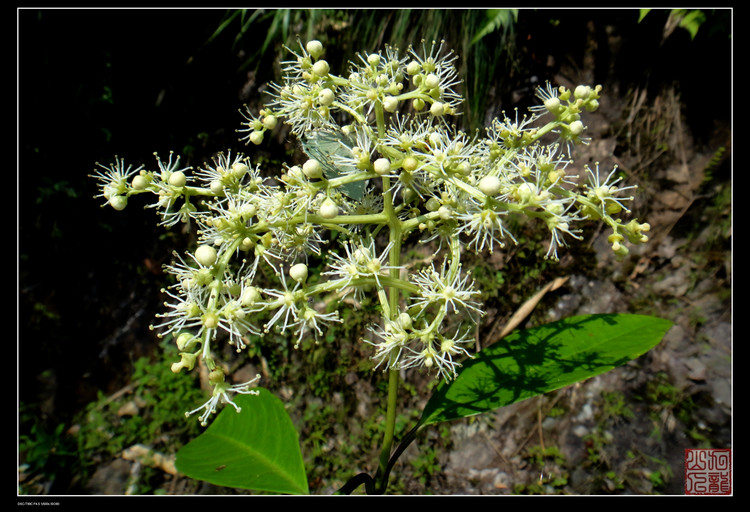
[373,101,403,494]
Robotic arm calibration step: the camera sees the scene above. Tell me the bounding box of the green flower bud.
[208,368,226,385]
[210,180,224,195]
[544,97,561,113]
[425,197,441,212]
[398,312,413,330]
[176,332,197,351]
[231,162,249,179]
[171,352,197,373]
[574,85,591,100]
[438,205,452,220]
[241,285,261,306]
[516,182,537,202]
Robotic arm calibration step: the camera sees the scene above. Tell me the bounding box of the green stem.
[372,100,403,494]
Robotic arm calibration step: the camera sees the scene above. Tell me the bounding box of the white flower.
[365,317,411,371]
[454,203,517,254]
[408,39,462,113]
[409,258,483,319]
[543,198,583,260]
[260,265,305,336]
[90,156,143,206]
[584,163,637,214]
[398,326,473,381]
[185,373,261,426]
[290,304,341,348]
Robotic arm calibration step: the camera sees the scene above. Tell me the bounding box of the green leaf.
[175,388,308,495]
[301,130,366,200]
[677,9,706,40]
[470,9,518,46]
[419,314,672,428]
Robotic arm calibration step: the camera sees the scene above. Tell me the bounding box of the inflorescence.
[92,39,650,423]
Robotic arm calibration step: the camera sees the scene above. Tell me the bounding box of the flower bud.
[312,60,330,77]
[424,73,440,89]
[262,115,277,130]
[398,312,413,330]
[240,285,262,306]
[131,174,149,190]
[231,162,249,178]
[210,180,224,195]
[319,197,339,219]
[171,352,197,373]
[478,175,502,196]
[544,97,561,113]
[306,40,324,60]
[249,131,264,145]
[318,88,335,106]
[425,197,441,212]
[176,332,197,351]
[569,120,584,136]
[430,101,445,117]
[290,262,309,284]
[373,158,391,176]
[383,96,398,112]
[303,159,323,179]
[402,156,418,172]
[438,205,452,220]
[208,368,226,385]
[168,171,187,187]
[367,53,381,67]
[516,182,537,202]
[574,85,591,100]
[406,60,421,75]
[109,195,128,211]
[195,245,218,267]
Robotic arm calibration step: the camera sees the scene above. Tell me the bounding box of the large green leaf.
[419,314,672,428]
[175,388,308,495]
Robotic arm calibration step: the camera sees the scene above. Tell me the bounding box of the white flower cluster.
[92,39,650,422]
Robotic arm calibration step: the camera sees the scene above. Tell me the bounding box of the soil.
[18,9,731,497]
